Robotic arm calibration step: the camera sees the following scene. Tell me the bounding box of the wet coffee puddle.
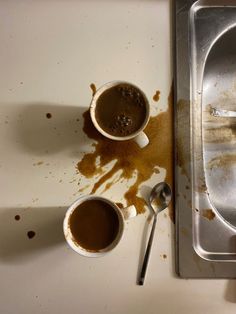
[77,86,174,219]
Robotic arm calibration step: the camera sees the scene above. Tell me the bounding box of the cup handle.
[121,205,137,220]
[134,131,149,148]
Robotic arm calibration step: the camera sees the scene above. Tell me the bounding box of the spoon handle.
[138,215,157,285]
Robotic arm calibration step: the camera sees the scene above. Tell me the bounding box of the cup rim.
[90,80,150,141]
[63,195,124,257]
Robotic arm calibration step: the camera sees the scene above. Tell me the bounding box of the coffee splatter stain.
[77,87,173,218]
[33,161,44,166]
[27,231,36,239]
[202,209,215,220]
[198,180,207,193]
[208,154,236,170]
[153,90,160,102]
[46,113,52,119]
[90,83,97,96]
[162,254,167,259]
[14,215,20,221]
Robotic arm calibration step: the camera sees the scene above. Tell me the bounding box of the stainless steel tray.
[175,0,236,277]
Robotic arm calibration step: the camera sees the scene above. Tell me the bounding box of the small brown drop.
[163,254,167,259]
[46,113,52,119]
[14,215,20,221]
[153,90,160,102]
[90,83,97,96]
[27,231,36,239]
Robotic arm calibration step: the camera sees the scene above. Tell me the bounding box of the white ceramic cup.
[63,195,137,257]
[90,81,150,148]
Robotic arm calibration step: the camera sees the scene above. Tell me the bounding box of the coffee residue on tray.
[90,83,97,96]
[153,90,160,102]
[207,154,236,170]
[176,99,190,178]
[77,87,174,219]
[202,209,215,221]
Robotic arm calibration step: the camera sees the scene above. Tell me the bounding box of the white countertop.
[0,1,236,313]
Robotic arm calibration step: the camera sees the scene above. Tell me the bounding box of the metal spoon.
[138,182,172,285]
[211,107,236,118]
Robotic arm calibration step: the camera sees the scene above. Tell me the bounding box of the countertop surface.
[0,1,236,313]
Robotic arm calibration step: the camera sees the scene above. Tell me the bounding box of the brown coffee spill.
[162,254,167,259]
[153,90,160,102]
[90,83,97,96]
[77,87,174,219]
[14,215,20,221]
[46,113,52,119]
[202,209,215,221]
[27,231,36,239]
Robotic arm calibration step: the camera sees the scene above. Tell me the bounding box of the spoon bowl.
[149,182,172,214]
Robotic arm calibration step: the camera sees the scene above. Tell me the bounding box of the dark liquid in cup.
[95,83,147,137]
[69,199,120,251]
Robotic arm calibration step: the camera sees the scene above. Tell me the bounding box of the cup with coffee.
[63,195,137,257]
[90,81,150,148]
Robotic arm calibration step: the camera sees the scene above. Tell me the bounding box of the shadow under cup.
[63,196,124,257]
